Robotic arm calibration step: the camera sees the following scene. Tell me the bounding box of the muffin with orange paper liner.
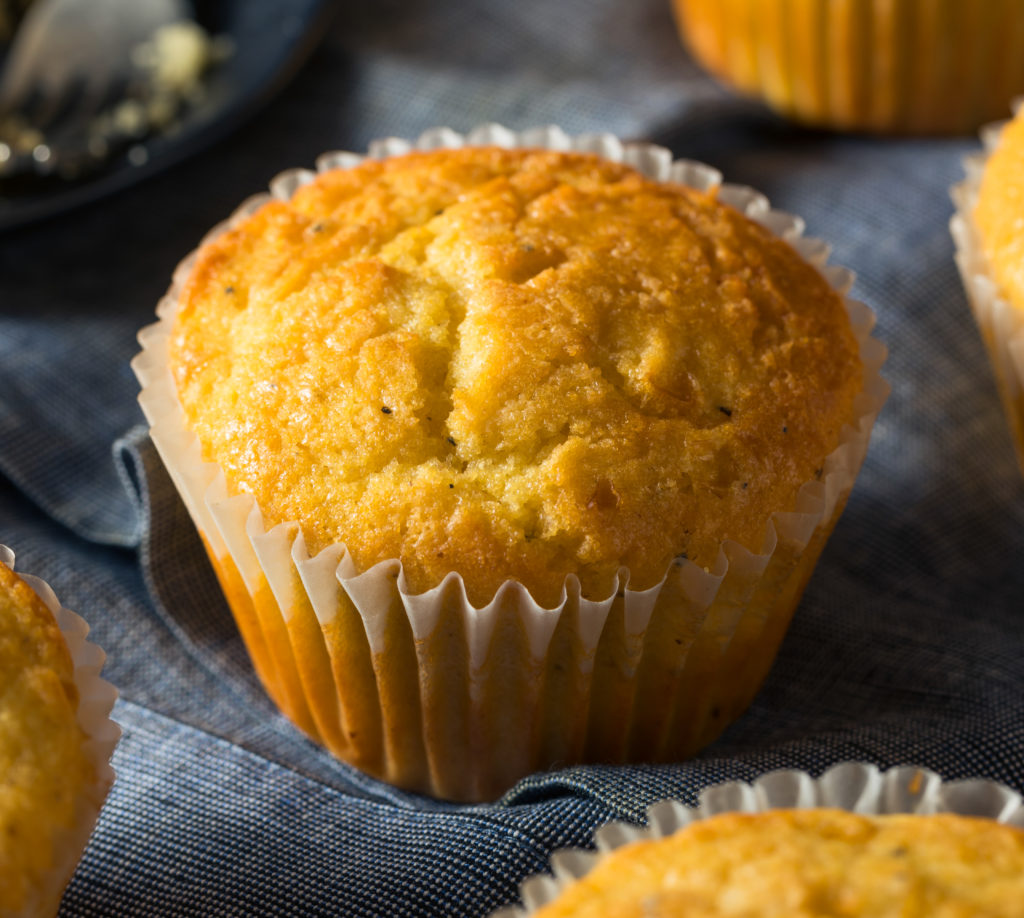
[133,124,887,802]
[672,0,1024,134]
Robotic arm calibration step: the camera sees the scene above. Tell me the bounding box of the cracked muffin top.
[170,146,862,607]
[531,808,1024,918]
[0,560,95,914]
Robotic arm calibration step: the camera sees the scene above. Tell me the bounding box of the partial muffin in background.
[135,126,887,802]
[0,546,118,918]
[952,100,1024,474]
[673,0,1024,134]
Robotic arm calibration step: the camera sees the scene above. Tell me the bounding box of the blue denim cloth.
[2,1,1024,915]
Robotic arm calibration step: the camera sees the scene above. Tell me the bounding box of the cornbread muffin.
[136,129,886,800]
[171,146,861,607]
[0,558,96,916]
[952,102,1024,473]
[673,0,1024,134]
[530,809,1024,917]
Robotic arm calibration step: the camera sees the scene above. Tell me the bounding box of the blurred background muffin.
[672,0,1024,134]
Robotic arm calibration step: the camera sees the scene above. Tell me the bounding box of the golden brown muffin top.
[0,561,95,913]
[533,808,1024,918]
[172,146,862,607]
[976,107,1024,314]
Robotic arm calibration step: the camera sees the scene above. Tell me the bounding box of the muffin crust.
[533,809,1024,918]
[0,561,94,913]
[171,147,862,607]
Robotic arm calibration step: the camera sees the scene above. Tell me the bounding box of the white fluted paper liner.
[492,762,1024,916]
[951,97,1024,474]
[133,125,888,801]
[0,545,119,918]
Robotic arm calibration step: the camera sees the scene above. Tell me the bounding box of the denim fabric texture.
[1,0,1023,915]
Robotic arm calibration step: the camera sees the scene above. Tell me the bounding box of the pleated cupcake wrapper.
[133,124,888,802]
[493,762,1024,916]
[951,97,1024,476]
[0,546,120,918]
[673,0,1024,134]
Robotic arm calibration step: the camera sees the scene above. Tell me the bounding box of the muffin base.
[134,125,888,802]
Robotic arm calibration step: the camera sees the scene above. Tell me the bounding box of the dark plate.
[0,0,335,232]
